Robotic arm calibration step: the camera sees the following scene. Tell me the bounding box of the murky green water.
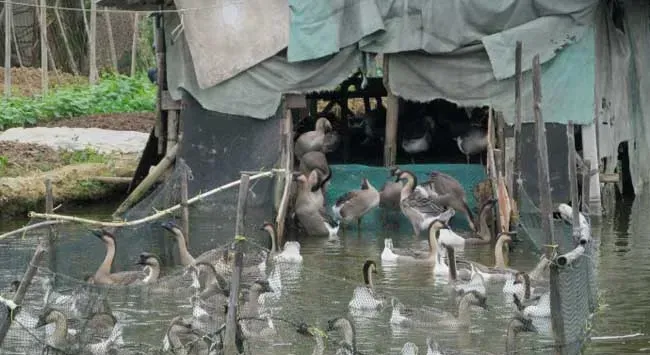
[1,196,649,354]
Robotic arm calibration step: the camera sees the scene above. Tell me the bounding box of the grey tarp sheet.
[165,13,363,119]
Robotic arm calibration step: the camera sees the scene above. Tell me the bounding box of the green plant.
[60,147,108,165]
[0,155,7,171]
[0,73,156,130]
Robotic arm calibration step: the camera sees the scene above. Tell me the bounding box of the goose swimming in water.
[91,230,158,286]
[513,291,551,318]
[390,291,488,329]
[394,170,456,237]
[456,232,518,283]
[297,323,326,355]
[332,178,380,229]
[348,260,385,310]
[295,117,334,159]
[327,317,357,355]
[261,222,303,264]
[379,178,403,210]
[162,316,210,355]
[381,220,443,264]
[463,199,497,244]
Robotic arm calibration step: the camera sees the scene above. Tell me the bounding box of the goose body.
[295,117,333,159]
[394,171,456,237]
[455,129,488,162]
[261,222,303,264]
[348,260,385,310]
[299,151,331,192]
[332,178,380,227]
[514,292,551,318]
[457,233,518,283]
[294,171,340,238]
[379,180,402,210]
[401,342,420,355]
[327,317,357,355]
[162,316,210,355]
[391,291,487,329]
[381,221,444,264]
[401,116,435,155]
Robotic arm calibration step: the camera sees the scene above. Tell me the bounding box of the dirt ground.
[40,112,156,133]
[0,141,66,177]
[0,67,87,96]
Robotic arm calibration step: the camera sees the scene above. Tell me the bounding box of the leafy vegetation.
[60,147,108,165]
[0,73,156,130]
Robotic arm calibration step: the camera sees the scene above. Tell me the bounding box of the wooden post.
[154,12,167,155]
[10,14,23,68]
[496,112,506,175]
[382,55,398,167]
[224,174,250,355]
[549,263,566,354]
[582,160,591,214]
[487,108,502,233]
[180,161,190,248]
[532,55,555,259]
[0,244,47,346]
[88,0,98,84]
[38,0,47,94]
[103,10,118,72]
[130,13,139,77]
[167,110,178,154]
[44,179,56,273]
[512,41,523,204]
[4,0,11,98]
[276,97,296,245]
[54,0,78,75]
[567,122,580,241]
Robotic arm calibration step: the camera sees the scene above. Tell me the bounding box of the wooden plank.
[512,41,523,204]
[161,90,181,110]
[224,174,250,355]
[39,0,48,94]
[154,13,166,155]
[4,0,11,98]
[286,94,307,109]
[567,122,580,241]
[167,110,178,154]
[382,55,398,167]
[532,54,555,257]
[127,127,161,194]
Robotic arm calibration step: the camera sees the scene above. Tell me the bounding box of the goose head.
[10,280,20,292]
[91,229,116,246]
[326,317,356,348]
[463,290,489,310]
[396,171,417,188]
[389,166,402,180]
[315,117,333,133]
[136,252,160,268]
[251,280,273,294]
[35,308,65,328]
[360,178,370,190]
[513,272,531,299]
[362,260,377,286]
[427,220,447,244]
[260,222,278,252]
[160,220,181,234]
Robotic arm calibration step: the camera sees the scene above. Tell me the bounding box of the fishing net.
[514,155,599,354]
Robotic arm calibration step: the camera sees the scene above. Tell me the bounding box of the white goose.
[348,260,385,310]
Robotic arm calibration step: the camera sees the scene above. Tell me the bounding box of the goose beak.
[160,221,175,232]
[296,322,311,336]
[326,319,336,331]
[35,315,47,328]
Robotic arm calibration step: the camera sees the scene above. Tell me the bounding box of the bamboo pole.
[567,122,581,243]
[4,0,11,98]
[88,0,98,84]
[154,12,166,155]
[103,10,117,72]
[80,0,89,37]
[0,244,47,346]
[512,41,523,204]
[54,0,78,75]
[112,144,178,218]
[44,179,56,273]
[88,176,132,184]
[532,54,555,258]
[382,55,398,167]
[582,160,591,214]
[29,170,281,227]
[38,0,47,95]
[275,102,294,245]
[10,13,22,68]
[487,108,502,233]
[180,161,190,247]
[224,173,250,355]
[130,12,139,77]
[0,220,68,241]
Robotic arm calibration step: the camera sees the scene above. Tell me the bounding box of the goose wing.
[402,191,448,216]
[110,270,146,285]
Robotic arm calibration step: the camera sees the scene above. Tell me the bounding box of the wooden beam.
[154,12,166,155]
[44,179,56,273]
[382,55,398,167]
[532,54,555,258]
[4,0,11,98]
[599,173,619,184]
[512,41,523,204]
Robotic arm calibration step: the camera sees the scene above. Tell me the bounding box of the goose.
[162,316,209,355]
[513,291,551,318]
[390,292,488,329]
[401,342,420,355]
[393,168,476,232]
[296,323,326,355]
[2,280,19,297]
[299,151,332,198]
[381,220,442,264]
[502,271,548,305]
[455,128,488,164]
[506,316,537,355]
[378,179,402,210]
[239,281,277,340]
[395,170,456,237]
[35,308,123,354]
[463,199,497,244]
[456,232,518,283]
[295,117,333,159]
[401,116,435,159]
[348,260,385,310]
[425,337,442,355]
[41,276,112,319]
[91,230,155,285]
[332,178,380,229]
[293,171,340,238]
[327,317,357,355]
[161,221,231,271]
[443,245,485,296]
[261,222,303,264]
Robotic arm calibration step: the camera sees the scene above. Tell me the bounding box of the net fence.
[515,155,598,354]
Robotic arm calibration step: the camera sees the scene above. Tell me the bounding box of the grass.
[59,147,108,165]
[0,72,156,130]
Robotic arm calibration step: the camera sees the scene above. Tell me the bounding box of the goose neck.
[427,229,438,256]
[363,266,374,289]
[341,322,356,353]
[478,204,492,241]
[312,335,325,355]
[167,327,189,355]
[173,230,196,266]
[50,314,69,347]
[446,246,457,281]
[495,236,508,268]
[144,263,160,283]
[97,239,115,277]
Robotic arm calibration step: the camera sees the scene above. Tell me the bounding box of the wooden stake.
[180,161,190,247]
[512,41,523,204]
[88,0,98,84]
[567,122,580,242]
[224,173,250,355]
[10,14,22,68]
[4,0,11,98]
[54,0,78,75]
[39,0,47,94]
[549,263,566,353]
[582,160,591,214]
[0,244,47,346]
[103,9,118,72]
[80,0,89,37]
[275,102,294,245]
[383,55,398,167]
[532,55,555,258]
[44,179,55,273]
[154,12,166,155]
[130,13,139,77]
[487,108,502,233]
[167,110,178,154]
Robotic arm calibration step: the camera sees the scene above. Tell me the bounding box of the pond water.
[0,195,649,354]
